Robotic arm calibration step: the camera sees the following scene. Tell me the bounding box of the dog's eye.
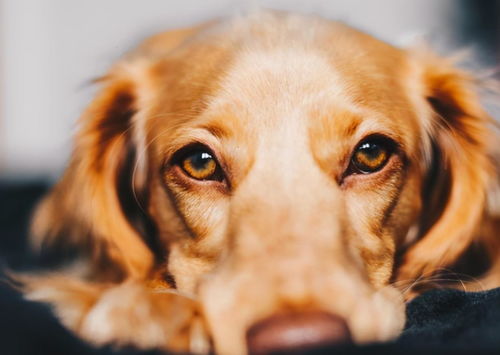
[351,138,392,174]
[180,150,222,181]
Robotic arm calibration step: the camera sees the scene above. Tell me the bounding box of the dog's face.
[31,12,494,355]
[150,22,422,351]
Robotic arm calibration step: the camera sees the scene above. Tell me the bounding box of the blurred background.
[0,0,499,180]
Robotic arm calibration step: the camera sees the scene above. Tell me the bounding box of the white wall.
[0,0,455,178]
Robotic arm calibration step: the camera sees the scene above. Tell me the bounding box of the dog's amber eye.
[181,150,220,180]
[351,139,391,173]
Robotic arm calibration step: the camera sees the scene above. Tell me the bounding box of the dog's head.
[31,12,495,355]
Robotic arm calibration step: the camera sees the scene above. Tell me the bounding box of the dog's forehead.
[196,17,417,131]
[196,30,418,144]
[147,14,422,159]
[210,47,347,121]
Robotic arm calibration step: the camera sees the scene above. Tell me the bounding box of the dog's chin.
[200,271,405,355]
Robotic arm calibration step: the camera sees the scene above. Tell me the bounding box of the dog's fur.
[20,11,499,355]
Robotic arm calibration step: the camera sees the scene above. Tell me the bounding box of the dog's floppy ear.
[31,62,156,279]
[398,51,495,282]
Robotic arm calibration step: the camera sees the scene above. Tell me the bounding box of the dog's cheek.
[346,169,422,287]
[147,177,193,244]
[358,243,395,287]
[168,243,219,294]
[384,171,423,247]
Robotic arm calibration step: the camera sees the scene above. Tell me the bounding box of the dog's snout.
[246,311,351,355]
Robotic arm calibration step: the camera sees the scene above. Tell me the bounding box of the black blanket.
[1,181,499,355]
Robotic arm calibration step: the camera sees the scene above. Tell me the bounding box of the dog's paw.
[18,274,210,354]
[78,280,210,354]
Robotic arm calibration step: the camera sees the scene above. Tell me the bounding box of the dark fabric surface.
[0,181,499,355]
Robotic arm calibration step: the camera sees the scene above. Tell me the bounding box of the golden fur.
[21,11,499,355]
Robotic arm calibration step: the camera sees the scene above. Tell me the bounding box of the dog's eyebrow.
[342,118,361,138]
[198,122,232,139]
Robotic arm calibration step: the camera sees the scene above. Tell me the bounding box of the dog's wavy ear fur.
[31,62,156,279]
[398,51,496,283]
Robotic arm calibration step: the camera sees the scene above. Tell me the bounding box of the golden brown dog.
[21,11,499,355]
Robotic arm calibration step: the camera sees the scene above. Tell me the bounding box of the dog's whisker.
[129,109,200,213]
[131,129,171,214]
[393,267,488,296]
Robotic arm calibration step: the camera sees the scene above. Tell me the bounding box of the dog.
[19,10,499,355]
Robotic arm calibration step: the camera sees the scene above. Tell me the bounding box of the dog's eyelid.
[340,134,400,180]
[356,133,399,148]
[165,142,216,165]
[163,142,231,187]
[356,133,403,157]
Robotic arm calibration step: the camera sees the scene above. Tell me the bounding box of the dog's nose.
[246,311,351,355]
